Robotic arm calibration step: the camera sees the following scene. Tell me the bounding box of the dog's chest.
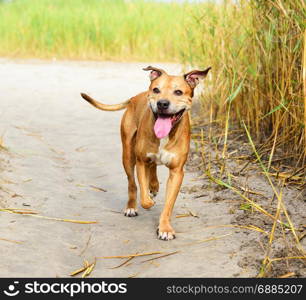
[147,137,175,166]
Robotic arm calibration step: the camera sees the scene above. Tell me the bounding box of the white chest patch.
[147,137,175,166]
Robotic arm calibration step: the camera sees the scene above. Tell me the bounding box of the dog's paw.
[124,208,138,217]
[149,190,158,198]
[141,196,155,209]
[156,227,176,241]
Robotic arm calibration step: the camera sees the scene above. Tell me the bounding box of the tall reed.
[184,0,306,168]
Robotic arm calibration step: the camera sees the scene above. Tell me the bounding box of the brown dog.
[81,66,211,240]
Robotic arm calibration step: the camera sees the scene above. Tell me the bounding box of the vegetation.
[186,0,305,169]
[184,0,306,277]
[0,0,198,61]
[0,0,304,165]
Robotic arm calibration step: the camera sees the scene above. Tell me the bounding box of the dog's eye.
[153,87,160,94]
[174,90,183,96]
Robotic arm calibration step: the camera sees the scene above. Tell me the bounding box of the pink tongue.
[154,117,172,139]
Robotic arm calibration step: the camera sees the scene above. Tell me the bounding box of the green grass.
[0,0,202,61]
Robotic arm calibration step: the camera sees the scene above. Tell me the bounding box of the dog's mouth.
[153,109,186,139]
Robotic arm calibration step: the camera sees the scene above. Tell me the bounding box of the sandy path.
[0,59,245,277]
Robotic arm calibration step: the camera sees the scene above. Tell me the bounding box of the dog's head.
[143,66,211,139]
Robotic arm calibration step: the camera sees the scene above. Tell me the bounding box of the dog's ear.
[143,66,167,81]
[184,67,211,88]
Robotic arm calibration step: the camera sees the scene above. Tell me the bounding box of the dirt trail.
[1,59,302,278]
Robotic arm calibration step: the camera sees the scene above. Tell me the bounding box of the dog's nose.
[157,99,170,110]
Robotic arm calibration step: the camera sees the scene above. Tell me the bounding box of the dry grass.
[97,251,163,259]
[187,0,305,169]
[0,208,98,224]
[191,8,306,271]
[189,1,306,276]
[70,259,96,278]
[192,118,306,276]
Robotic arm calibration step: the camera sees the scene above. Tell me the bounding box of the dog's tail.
[81,93,130,111]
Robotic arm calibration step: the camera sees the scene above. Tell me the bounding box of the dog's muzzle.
[149,100,186,139]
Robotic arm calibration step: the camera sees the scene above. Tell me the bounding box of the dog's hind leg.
[121,111,138,217]
[122,137,138,217]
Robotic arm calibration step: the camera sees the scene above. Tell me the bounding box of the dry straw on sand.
[0,208,97,224]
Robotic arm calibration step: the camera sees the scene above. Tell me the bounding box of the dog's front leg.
[136,160,155,209]
[158,166,184,240]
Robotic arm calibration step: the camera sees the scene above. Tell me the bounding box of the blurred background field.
[0,0,197,61]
